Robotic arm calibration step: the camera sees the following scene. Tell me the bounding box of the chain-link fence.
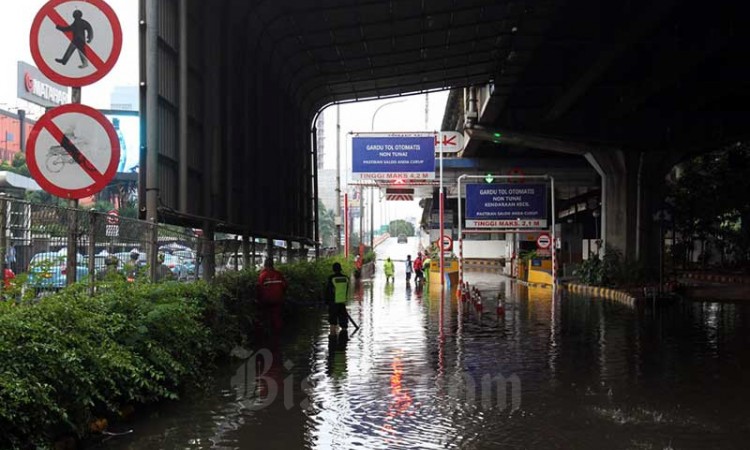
[0,195,314,296]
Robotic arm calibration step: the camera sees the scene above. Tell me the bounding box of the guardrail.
[373,232,390,248]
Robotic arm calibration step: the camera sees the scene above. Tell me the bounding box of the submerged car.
[397,234,408,243]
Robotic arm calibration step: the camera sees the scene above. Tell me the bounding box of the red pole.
[439,190,445,286]
[344,193,349,258]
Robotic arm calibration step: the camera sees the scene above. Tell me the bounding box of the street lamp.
[371,99,408,131]
[370,99,407,249]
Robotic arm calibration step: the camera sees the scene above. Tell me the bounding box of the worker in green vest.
[422,253,432,282]
[383,257,395,283]
[326,262,350,333]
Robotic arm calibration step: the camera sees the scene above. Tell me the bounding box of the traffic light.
[485,173,494,183]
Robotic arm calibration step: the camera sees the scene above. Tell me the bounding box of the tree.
[668,143,750,269]
[317,199,336,248]
[389,219,415,237]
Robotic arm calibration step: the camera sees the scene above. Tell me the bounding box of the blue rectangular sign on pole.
[465,183,548,228]
[351,133,435,180]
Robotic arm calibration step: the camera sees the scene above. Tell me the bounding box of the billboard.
[17,61,69,108]
[103,113,139,173]
[465,183,548,228]
[351,133,435,181]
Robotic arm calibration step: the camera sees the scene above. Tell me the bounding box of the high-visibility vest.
[384,260,394,275]
[332,275,349,304]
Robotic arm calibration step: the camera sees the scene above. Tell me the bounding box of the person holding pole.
[405,254,413,283]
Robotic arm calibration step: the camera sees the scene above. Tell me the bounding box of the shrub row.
[0,257,351,448]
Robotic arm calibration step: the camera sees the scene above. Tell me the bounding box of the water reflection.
[384,281,394,299]
[327,331,349,379]
[102,269,750,450]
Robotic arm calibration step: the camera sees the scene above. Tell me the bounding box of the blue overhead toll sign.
[465,183,548,228]
[351,134,435,181]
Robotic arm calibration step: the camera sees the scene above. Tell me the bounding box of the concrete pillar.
[586,150,669,264]
[202,223,215,281]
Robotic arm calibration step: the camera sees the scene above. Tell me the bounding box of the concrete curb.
[463,265,504,273]
[682,272,750,285]
[463,258,504,267]
[463,259,504,273]
[564,283,637,307]
[515,279,553,289]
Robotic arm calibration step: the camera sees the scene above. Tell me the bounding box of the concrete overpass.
[139,0,749,261]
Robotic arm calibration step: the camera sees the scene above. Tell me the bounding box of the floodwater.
[99,238,750,449]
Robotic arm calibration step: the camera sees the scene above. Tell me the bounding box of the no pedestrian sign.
[26,104,120,199]
[30,0,122,87]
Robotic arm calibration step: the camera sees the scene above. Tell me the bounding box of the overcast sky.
[319,93,449,228]
[0,1,449,228]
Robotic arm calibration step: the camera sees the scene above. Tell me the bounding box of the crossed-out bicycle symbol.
[46,133,88,173]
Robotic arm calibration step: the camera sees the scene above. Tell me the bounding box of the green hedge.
[0,257,351,448]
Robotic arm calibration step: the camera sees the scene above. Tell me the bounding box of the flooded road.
[101,239,750,449]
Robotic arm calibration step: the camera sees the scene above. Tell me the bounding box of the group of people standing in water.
[383,252,430,284]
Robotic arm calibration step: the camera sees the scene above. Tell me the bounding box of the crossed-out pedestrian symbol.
[54,9,94,69]
[30,0,122,87]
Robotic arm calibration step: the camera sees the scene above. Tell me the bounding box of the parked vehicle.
[162,254,189,280]
[27,251,89,290]
[172,250,197,277]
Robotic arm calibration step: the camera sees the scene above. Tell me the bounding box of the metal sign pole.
[457,174,465,288]
[551,176,557,285]
[344,193,349,258]
[66,86,81,286]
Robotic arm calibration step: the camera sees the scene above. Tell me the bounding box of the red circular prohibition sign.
[27,104,120,199]
[30,0,122,87]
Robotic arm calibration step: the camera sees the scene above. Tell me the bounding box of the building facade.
[0,110,34,163]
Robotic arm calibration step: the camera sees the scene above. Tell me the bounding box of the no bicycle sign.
[26,104,120,199]
[30,0,122,87]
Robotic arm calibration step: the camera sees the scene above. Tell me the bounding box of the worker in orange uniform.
[354,254,363,279]
[256,258,288,333]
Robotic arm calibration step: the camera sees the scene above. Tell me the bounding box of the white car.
[224,253,265,271]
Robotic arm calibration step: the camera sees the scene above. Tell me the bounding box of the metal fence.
[0,195,313,296]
